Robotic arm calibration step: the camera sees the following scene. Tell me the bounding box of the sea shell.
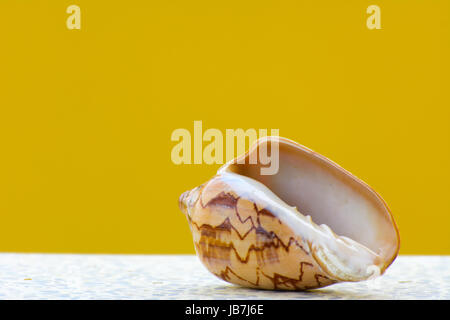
[179,137,400,290]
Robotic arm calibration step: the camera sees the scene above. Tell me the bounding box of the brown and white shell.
[179,137,400,290]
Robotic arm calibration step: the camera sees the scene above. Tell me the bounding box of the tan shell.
[179,137,400,290]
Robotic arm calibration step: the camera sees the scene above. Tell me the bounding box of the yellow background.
[0,1,449,254]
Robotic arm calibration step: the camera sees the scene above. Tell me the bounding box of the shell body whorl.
[180,175,337,290]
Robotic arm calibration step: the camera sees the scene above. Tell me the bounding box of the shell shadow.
[194,283,389,300]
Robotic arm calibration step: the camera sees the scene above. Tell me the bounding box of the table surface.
[0,254,448,299]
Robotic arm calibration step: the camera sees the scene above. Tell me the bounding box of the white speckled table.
[0,254,448,300]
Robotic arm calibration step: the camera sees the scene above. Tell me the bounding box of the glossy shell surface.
[179,137,399,290]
